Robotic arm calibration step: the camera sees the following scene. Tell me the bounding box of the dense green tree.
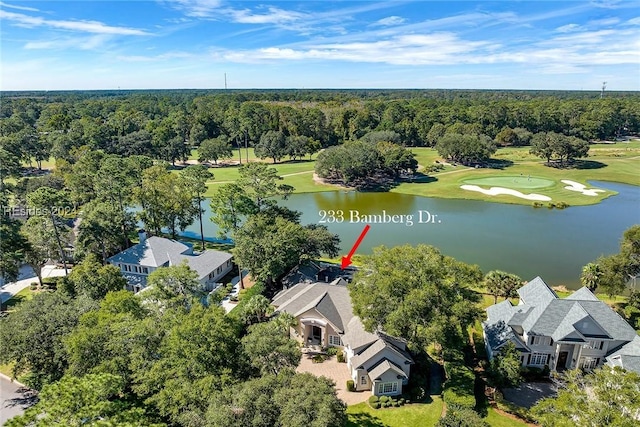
[360,130,401,144]
[530,131,589,165]
[349,244,483,351]
[66,254,127,300]
[0,291,96,389]
[135,164,199,238]
[242,321,301,376]
[209,183,258,237]
[181,164,213,250]
[6,373,165,427]
[488,342,523,388]
[531,368,640,427]
[239,294,273,325]
[142,261,204,309]
[0,213,29,283]
[236,162,287,211]
[207,372,346,427]
[199,136,233,164]
[132,304,242,426]
[255,130,287,163]
[77,200,134,262]
[435,133,497,165]
[65,290,149,382]
[26,187,72,274]
[484,270,522,304]
[63,147,105,205]
[580,263,602,292]
[22,216,69,285]
[285,135,318,160]
[233,215,339,286]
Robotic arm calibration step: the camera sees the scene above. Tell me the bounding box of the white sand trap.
[460,185,552,201]
[561,180,605,196]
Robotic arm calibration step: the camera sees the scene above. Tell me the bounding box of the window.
[530,336,548,346]
[529,353,549,366]
[581,357,599,370]
[142,267,148,274]
[360,376,367,385]
[583,340,603,350]
[377,382,398,395]
[329,335,342,346]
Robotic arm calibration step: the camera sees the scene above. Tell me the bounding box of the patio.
[296,354,370,406]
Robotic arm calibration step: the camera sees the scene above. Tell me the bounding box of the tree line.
[1,90,638,172]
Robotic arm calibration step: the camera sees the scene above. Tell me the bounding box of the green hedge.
[346,380,355,392]
[442,358,476,410]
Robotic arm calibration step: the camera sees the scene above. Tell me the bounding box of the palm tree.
[581,263,602,292]
[484,270,522,304]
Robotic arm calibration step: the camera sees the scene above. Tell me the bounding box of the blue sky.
[1,1,639,90]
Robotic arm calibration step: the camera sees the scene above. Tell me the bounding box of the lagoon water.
[180,181,639,290]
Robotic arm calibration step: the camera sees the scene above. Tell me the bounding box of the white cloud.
[0,1,39,12]
[167,0,222,18]
[625,17,640,26]
[372,16,406,27]
[25,34,112,50]
[0,10,150,35]
[556,23,582,33]
[229,7,306,24]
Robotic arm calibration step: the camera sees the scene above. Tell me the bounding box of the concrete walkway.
[0,374,36,425]
[220,270,248,313]
[0,265,70,304]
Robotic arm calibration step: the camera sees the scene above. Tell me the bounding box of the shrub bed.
[442,356,477,410]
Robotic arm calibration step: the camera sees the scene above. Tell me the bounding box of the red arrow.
[341,224,370,270]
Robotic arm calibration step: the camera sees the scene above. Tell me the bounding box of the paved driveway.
[502,382,557,409]
[296,354,369,406]
[0,376,37,425]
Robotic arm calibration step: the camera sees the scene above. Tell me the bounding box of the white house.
[483,277,640,373]
[272,278,413,396]
[107,231,233,293]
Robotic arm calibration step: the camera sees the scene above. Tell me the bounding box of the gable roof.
[606,335,640,373]
[368,359,408,381]
[565,287,600,301]
[272,281,353,333]
[168,250,232,280]
[484,277,637,353]
[341,317,379,351]
[483,319,531,353]
[517,276,557,306]
[351,338,413,371]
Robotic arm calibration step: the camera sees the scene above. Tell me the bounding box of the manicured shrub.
[384,401,392,408]
[532,201,544,208]
[30,282,38,290]
[326,346,339,356]
[547,202,556,209]
[368,395,379,404]
[312,354,326,363]
[336,349,345,363]
[379,396,389,403]
[393,401,400,407]
[371,402,381,409]
[346,380,355,392]
[555,201,569,209]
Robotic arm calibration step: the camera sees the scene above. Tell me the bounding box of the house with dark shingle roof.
[483,276,640,373]
[107,231,233,293]
[272,278,413,396]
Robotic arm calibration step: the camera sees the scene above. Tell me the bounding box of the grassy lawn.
[345,398,525,427]
[3,287,36,311]
[391,143,640,207]
[346,398,443,427]
[485,407,529,426]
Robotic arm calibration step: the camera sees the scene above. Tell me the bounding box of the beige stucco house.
[272,278,413,396]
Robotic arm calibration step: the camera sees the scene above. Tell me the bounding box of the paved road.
[0,265,69,304]
[0,375,36,425]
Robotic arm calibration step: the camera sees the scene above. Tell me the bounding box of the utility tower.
[600,81,607,98]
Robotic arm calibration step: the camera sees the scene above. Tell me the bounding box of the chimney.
[138,229,147,244]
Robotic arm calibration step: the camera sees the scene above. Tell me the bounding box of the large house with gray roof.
[483,276,640,373]
[107,231,233,293]
[272,279,413,396]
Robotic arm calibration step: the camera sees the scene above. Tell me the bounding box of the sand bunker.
[460,185,552,201]
[561,180,605,196]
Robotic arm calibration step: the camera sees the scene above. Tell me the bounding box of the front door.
[557,351,569,370]
[311,326,322,342]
